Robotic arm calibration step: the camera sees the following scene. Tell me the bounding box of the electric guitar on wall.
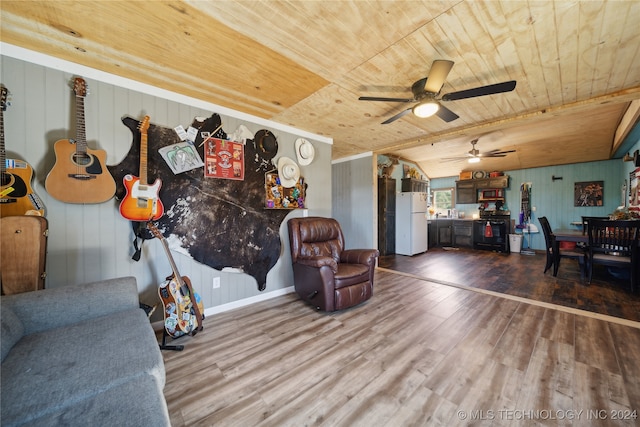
[45,77,116,203]
[148,221,204,339]
[119,116,164,221]
[0,85,46,217]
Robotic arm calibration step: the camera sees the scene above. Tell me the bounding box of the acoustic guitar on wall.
[119,115,164,221]
[148,221,204,339]
[45,77,116,203]
[0,85,46,217]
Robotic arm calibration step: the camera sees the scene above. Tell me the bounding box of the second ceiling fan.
[358,59,516,125]
[441,138,515,163]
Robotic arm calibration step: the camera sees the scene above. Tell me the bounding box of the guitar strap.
[131,221,153,261]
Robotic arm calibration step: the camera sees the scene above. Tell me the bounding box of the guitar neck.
[159,235,183,285]
[139,131,148,186]
[75,94,88,155]
[0,105,5,177]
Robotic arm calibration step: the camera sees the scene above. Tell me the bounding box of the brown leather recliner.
[288,216,380,311]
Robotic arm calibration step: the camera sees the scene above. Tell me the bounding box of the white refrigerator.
[395,192,429,255]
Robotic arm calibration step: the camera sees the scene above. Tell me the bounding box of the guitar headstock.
[73,77,87,97]
[139,115,150,134]
[1,85,9,111]
[147,221,163,240]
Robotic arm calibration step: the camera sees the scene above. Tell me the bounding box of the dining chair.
[581,216,609,235]
[539,216,585,277]
[586,219,640,293]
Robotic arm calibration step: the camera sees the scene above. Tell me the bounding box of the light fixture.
[468,157,481,163]
[412,101,439,118]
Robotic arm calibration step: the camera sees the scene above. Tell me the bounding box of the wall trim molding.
[203,286,296,317]
[1,42,333,145]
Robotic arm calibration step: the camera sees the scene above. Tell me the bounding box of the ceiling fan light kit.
[358,59,517,125]
[468,157,481,163]
[412,101,439,118]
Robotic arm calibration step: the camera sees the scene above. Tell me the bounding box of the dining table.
[553,228,588,244]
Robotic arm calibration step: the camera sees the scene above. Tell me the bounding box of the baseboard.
[151,286,296,332]
[203,286,296,316]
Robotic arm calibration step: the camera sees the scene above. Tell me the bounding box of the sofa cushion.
[1,305,24,362]
[1,308,164,426]
[22,374,170,427]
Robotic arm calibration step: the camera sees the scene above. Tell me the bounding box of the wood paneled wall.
[1,54,332,317]
[332,154,375,250]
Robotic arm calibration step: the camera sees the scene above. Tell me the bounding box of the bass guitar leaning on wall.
[148,221,203,341]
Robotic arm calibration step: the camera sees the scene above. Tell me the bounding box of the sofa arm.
[295,256,338,273]
[1,276,140,335]
[341,249,380,267]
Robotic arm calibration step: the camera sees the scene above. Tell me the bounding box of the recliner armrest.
[295,256,338,273]
[340,249,380,266]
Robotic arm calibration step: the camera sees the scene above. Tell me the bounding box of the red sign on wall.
[204,137,244,180]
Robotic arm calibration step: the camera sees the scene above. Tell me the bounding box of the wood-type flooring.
[162,249,640,426]
[379,247,640,322]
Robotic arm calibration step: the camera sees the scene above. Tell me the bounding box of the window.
[431,188,454,216]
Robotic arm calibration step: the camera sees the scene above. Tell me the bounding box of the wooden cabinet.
[436,219,453,246]
[453,220,473,247]
[456,180,476,204]
[428,221,438,248]
[378,178,396,255]
[456,176,510,204]
[486,176,509,188]
[401,178,428,193]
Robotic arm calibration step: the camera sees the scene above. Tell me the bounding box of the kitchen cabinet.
[456,181,476,204]
[401,178,428,192]
[428,221,438,248]
[453,220,473,247]
[456,176,510,204]
[437,219,453,246]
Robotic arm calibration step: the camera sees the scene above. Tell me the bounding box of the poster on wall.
[574,181,603,207]
[204,137,244,180]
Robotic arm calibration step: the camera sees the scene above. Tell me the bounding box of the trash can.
[509,234,523,253]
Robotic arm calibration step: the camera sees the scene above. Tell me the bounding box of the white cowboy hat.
[294,138,315,165]
[227,124,254,143]
[277,156,300,188]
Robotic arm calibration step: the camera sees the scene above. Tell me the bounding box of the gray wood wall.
[1,53,332,316]
[332,154,376,250]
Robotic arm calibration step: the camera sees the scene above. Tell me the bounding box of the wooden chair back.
[582,216,610,235]
[587,219,640,256]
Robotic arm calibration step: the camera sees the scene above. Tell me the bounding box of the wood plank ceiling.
[1,1,639,178]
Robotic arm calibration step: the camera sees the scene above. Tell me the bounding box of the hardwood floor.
[380,247,640,323]
[162,257,640,426]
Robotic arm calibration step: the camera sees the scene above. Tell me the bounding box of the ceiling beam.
[612,99,640,156]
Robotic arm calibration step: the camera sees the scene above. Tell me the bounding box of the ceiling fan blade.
[435,103,459,122]
[441,80,517,101]
[424,60,454,94]
[359,96,415,102]
[411,78,428,97]
[382,108,412,124]
[481,149,516,156]
[440,157,467,162]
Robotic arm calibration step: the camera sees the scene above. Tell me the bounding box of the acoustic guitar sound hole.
[72,153,94,167]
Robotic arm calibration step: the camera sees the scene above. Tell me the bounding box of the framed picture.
[574,181,603,207]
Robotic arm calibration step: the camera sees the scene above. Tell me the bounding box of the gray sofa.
[1,276,170,427]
